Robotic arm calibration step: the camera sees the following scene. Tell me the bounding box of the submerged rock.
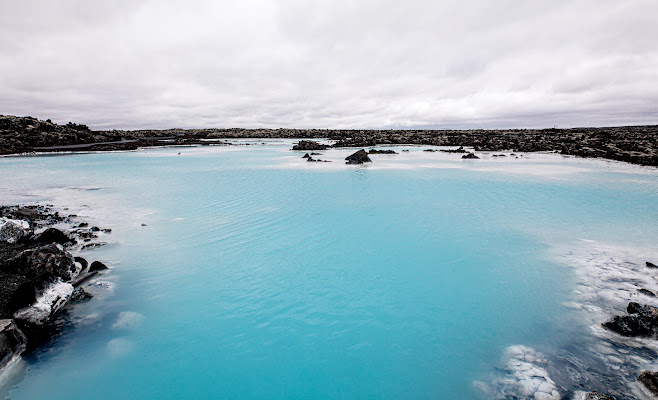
[345,149,371,164]
[292,140,327,151]
[302,153,310,159]
[602,302,658,337]
[0,319,27,370]
[637,370,658,397]
[476,345,560,400]
[647,261,658,269]
[639,288,656,297]
[462,152,480,159]
[582,391,616,400]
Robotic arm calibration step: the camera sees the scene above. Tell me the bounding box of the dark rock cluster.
[292,140,328,151]
[603,302,658,338]
[0,205,110,371]
[368,149,398,154]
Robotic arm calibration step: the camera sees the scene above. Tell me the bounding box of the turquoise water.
[1,142,657,399]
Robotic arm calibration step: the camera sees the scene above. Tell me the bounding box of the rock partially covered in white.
[476,345,561,400]
[0,217,30,243]
[13,280,74,326]
[0,319,27,371]
[13,243,80,281]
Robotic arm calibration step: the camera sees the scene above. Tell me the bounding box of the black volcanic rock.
[33,228,72,245]
[368,149,397,154]
[0,319,27,370]
[639,288,656,297]
[10,244,78,282]
[602,302,658,337]
[441,146,468,153]
[583,391,616,400]
[345,149,371,164]
[70,287,93,303]
[88,261,108,272]
[292,140,327,151]
[637,371,658,397]
[462,152,480,159]
[647,261,658,268]
[302,153,310,159]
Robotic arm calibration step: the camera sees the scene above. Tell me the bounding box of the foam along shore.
[0,205,110,373]
[477,240,658,399]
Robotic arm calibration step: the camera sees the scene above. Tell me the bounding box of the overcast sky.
[1,0,657,130]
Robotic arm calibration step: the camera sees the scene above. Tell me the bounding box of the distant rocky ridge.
[1,115,658,166]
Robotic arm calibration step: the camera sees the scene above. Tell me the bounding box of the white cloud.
[1,0,656,129]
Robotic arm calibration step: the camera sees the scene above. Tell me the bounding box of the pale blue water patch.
[0,143,657,399]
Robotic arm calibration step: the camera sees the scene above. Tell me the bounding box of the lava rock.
[10,244,79,282]
[33,228,72,245]
[647,261,658,268]
[345,149,371,164]
[639,288,656,297]
[292,140,328,151]
[462,153,480,159]
[0,218,30,244]
[302,153,310,159]
[74,256,88,272]
[69,287,93,302]
[88,261,108,272]
[368,149,398,154]
[441,146,468,153]
[582,391,616,400]
[13,281,74,327]
[602,302,658,337]
[637,370,658,397]
[0,319,27,370]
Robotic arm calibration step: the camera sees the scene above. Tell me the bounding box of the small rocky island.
[0,205,109,372]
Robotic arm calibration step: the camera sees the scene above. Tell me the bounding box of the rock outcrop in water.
[292,140,327,151]
[637,370,658,398]
[602,302,658,337]
[345,149,371,164]
[368,149,397,154]
[0,204,111,371]
[462,152,480,159]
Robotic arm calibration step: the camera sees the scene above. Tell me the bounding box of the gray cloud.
[1,0,656,129]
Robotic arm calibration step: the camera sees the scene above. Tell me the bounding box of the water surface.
[1,142,657,399]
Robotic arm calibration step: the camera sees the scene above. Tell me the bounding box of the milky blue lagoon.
[1,141,657,399]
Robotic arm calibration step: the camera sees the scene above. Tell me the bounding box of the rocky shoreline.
[2,115,657,166]
[0,204,110,372]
